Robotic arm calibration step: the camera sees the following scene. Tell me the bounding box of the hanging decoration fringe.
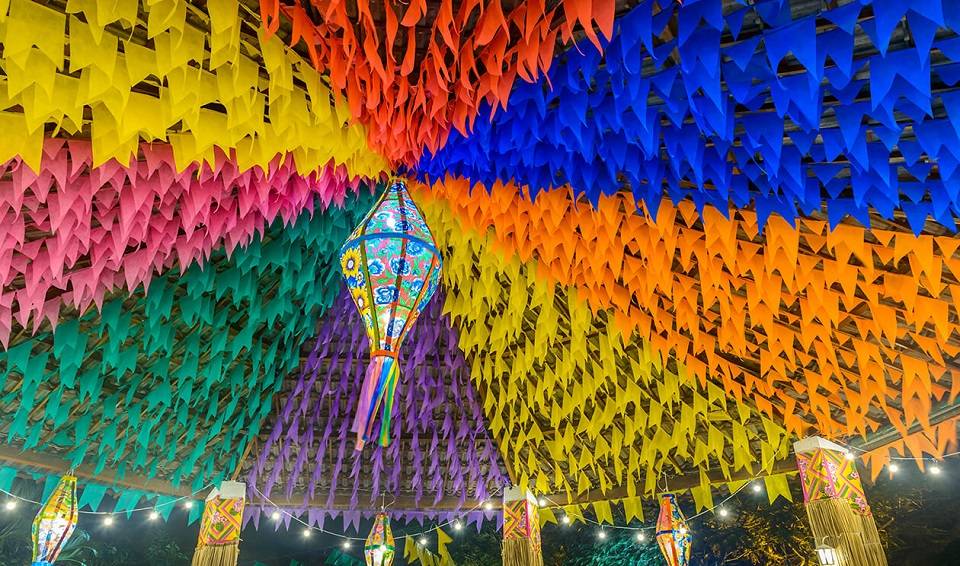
[32,475,79,566]
[340,178,442,450]
[191,482,246,566]
[354,353,401,447]
[502,487,543,566]
[795,438,888,566]
[656,494,692,566]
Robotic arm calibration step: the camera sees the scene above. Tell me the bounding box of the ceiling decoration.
[0,0,386,175]
[0,0,957,537]
[415,177,960,480]
[246,290,506,526]
[0,188,375,492]
[419,0,959,233]
[262,0,626,165]
[0,140,366,346]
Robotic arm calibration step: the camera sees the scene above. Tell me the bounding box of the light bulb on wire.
[635,532,646,542]
[561,515,571,525]
[419,537,428,546]
[538,498,547,507]
[453,520,463,531]
[103,517,114,527]
[148,511,160,521]
[597,530,607,540]
[4,500,16,511]
[302,529,311,538]
[717,506,729,518]
[751,482,762,494]
[888,463,899,474]
[342,541,351,550]
[930,464,942,475]
[271,511,281,521]
[483,501,493,511]
[183,500,194,510]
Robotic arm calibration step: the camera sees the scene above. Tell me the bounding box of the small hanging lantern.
[364,513,396,566]
[502,487,544,566]
[340,178,442,450]
[795,436,887,566]
[655,493,691,566]
[32,474,79,566]
[191,481,246,566]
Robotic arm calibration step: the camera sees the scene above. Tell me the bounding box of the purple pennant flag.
[247,289,507,529]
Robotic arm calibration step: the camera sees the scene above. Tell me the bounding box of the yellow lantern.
[32,475,79,566]
[364,513,395,566]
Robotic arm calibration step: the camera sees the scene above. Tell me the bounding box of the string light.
[271,511,281,521]
[597,530,607,540]
[538,498,547,507]
[148,511,160,521]
[635,532,646,542]
[483,501,493,511]
[183,500,194,510]
[930,465,942,475]
[751,482,763,494]
[844,452,856,461]
[103,517,114,527]
[342,541,351,549]
[4,500,16,511]
[249,484,501,547]
[888,463,899,473]
[717,507,729,518]
[561,515,571,525]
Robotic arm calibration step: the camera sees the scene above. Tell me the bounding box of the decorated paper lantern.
[191,481,246,566]
[655,494,691,566]
[364,513,396,566]
[339,178,442,449]
[32,475,79,566]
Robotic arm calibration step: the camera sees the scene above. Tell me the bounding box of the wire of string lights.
[0,438,952,541]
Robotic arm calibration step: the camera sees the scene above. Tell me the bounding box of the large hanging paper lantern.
[795,437,887,566]
[656,494,691,566]
[191,481,246,566]
[32,475,79,566]
[364,513,396,566]
[339,178,442,449]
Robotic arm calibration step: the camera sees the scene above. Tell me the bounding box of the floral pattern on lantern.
[32,475,79,566]
[364,513,395,566]
[656,493,691,566]
[339,179,442,449]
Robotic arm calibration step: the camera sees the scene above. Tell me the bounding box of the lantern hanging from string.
[32,475,79,566]
[340,178,442,450]
[191,481,246,566]
[656,493,692,566]
[364,513,396,566]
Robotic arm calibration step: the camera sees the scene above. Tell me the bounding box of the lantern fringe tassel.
[502,538,544,566]
[191,544,240,566]
[805,498,887,566]
[354,354,400,450]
